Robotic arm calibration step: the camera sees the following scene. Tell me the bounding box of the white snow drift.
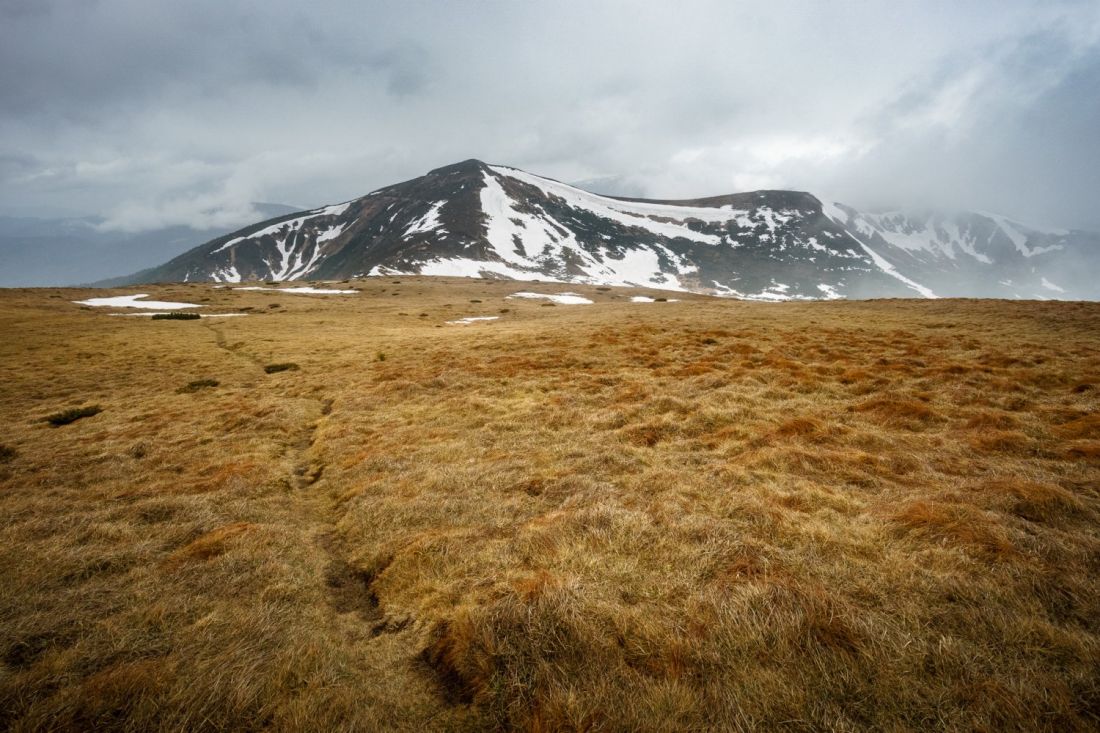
[446,316,500,325]
[75,294,202,309]
[233,286,357,294]
[507,291,594,305]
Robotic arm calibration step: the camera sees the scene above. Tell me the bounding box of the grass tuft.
[973,478,1084,522]
[889,500,1017,558]
[263,362,299,374]
[151,312,200,320]
[44,405,101,426]
[176,378,219,393]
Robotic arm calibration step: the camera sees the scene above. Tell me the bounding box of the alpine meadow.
[1,280,1098,730]
[3,1,1100,731]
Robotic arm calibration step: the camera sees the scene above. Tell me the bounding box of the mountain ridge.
[105,160,1100,300]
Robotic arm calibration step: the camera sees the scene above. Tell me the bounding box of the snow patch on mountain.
[983,213,1065,257]
[317,222,347,243]
[413,257,563,282]
[405,201,447,236]
[847,234,938,298]
[587,245,693,291]
[490,165,725,244]
[212,265,242,283]
[817,197,850,226]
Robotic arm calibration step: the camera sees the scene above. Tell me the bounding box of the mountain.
[111,160,1100,300]
[0,203,299,287]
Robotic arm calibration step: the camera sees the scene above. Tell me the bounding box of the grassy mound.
[44,405,101,426]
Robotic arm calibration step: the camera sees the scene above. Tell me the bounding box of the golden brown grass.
[1,282,1098,731]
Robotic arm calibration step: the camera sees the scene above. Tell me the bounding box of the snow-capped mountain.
[115,159,1099,300]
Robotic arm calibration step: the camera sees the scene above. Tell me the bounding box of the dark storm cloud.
[1,0,1098,232]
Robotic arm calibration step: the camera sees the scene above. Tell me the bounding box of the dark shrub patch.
[0,444,16,462]
[268,303,281,309]
[151,312,200,320]
[174,378,217,391]
[264,363,299,374]
[45,405,102,426]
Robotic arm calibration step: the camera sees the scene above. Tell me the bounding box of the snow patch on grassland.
[234,286,357,294]
[630,296,680,303]
[108,312,248,318]
[446,316,500,325]
[75,294,202,309]
[508,292,594,305]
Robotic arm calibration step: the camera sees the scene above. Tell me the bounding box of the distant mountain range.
[59,161,1100,298]
[0,204,299,287]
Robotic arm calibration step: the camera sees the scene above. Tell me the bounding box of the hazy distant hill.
[0,203,299,287]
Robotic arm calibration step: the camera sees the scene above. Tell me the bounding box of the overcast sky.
[2,0,1099,232]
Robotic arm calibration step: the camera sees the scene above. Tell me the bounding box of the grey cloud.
[1,0,1099,233]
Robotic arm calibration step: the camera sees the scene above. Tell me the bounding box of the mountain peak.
[427,159,488,176]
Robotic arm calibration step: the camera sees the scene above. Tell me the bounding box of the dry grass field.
[1,278,1098,731]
